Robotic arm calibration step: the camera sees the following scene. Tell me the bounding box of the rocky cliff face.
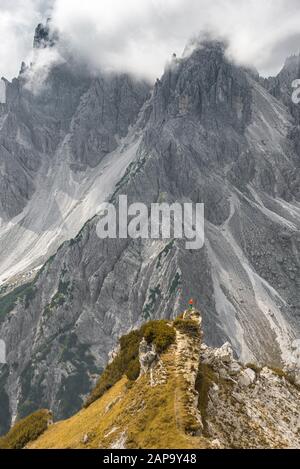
[0,23,150,285]
[0,37,300,435]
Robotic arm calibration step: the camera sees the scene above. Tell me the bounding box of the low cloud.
[0,79,6,104]
[1,0,300,82]
[50,0,300,80]
[24,47,65,95]
[0,0,51,80]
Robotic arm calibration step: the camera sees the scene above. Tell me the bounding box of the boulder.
[238,368,256,387]
[214,342,234,364]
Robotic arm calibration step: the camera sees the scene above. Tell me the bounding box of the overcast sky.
[1,0,300,82]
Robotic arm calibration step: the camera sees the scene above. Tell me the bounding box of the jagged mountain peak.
[182,35,228,58]
[150,36,252,132]
[33,18,58,50]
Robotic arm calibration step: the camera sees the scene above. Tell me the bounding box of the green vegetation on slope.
[84,329,141,408]
[0,409,51,449]
[174,318,200,338]
[85,320,176,408]
[142,320,176,353]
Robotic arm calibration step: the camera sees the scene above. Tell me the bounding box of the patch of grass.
[0,409,51,449]
[57,279,71,295]
[141,320,176,354]
[24,285,37,308]
[245,363,262,374]
[174,318,200,337]
[269,366,286,378]
[268,366,299,388]
[125,358,140,381]
[51,292,66,307]
[182,416,202,435]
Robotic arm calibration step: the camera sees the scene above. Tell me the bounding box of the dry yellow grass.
[29,344,208,450]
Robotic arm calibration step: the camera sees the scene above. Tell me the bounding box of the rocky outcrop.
[199,341,300,448]
[238,368,256,387]
[139,339,157,376]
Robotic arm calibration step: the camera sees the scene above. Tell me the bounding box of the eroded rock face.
[204,361,300,449]
[69,75,150,169]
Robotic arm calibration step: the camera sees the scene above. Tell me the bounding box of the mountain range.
[0,22,300,437]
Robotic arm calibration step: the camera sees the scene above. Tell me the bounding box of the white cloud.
[1,0,300,82]
[48,0,300,79]
[0,79,6,103]
[0,0,52,80]
[24,47,65,95]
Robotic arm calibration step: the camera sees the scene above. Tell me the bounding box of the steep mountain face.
[1,40,300,435]
[261,54,300,123]
[0,24,150,286]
